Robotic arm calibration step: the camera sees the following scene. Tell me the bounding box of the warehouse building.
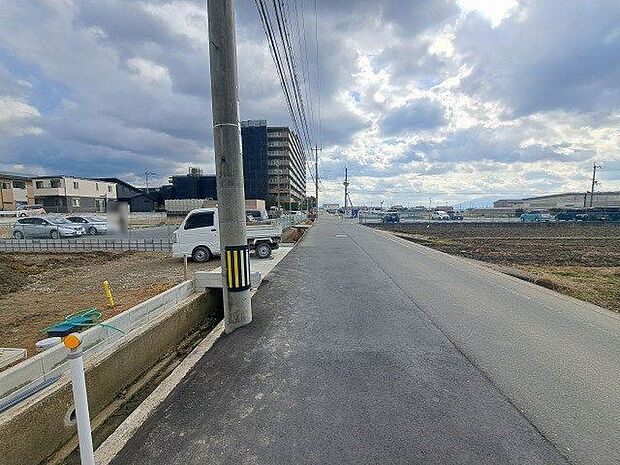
[33,176,117,213]
[494,191,620,209]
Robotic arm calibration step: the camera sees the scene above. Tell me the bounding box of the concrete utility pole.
[275,159,281,211]
[590,162,601,207]
[144,172,157,194]
[312,145,321,211]
[343,166,349,215]
[207,0,251,333]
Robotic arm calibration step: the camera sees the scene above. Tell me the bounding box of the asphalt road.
[347,219,620,464]
[107,215,620,464]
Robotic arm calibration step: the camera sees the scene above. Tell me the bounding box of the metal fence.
[278,213,308,230]
[0,214,306,253]
[0,238,172,253]
[358,211,521,225]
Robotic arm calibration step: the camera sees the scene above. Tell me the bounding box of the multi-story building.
[169,168,218,200]
[0,171,35,210]
[33,176,117,213]
[241,120,306,207]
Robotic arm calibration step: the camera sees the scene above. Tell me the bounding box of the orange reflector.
[64,334,82,349]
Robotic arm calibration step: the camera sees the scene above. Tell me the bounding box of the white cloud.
[127,58,171,86]
[0,97,42,136]
[457,0,519,27]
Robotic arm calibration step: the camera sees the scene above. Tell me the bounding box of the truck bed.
[247,221,282,239]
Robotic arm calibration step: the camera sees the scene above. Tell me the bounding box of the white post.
[64,334,95,465]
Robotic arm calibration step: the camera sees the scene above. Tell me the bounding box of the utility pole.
[275,159,281,211]
[144,172,157,194]
[343,166,349,216]
[312,145,321,211]
[590,162,601,207]
[207,0,251,333]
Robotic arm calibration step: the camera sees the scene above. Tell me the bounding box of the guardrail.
[0,238,172,253]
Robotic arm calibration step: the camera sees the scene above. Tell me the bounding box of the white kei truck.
[172,208,282,262]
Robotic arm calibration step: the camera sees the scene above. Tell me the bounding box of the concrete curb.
[95,240,300,464]
[94,321,225,465]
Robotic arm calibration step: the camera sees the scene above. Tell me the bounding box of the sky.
[0,0,619,207]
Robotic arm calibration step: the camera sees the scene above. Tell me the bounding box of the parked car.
[12,216,85,239]
[66,216,108,235]
[246,209,269,222]
[431,211,450,220]
[382,212,400,224]
[520,210,552,222]
[447,211,464,220]
[0,204,46,217]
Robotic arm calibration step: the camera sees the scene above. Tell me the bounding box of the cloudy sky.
[0,0,619,206]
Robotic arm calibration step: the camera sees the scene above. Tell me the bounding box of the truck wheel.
[255,243,272,259]
[50,230,60,239]
[192,246,211,262]
[13,230,24,239]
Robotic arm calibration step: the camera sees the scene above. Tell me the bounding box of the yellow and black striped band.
[225,245,251,292]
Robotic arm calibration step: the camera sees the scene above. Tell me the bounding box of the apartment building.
[241,120,307,207]
[0,171,35,210]
[33,176,117,213]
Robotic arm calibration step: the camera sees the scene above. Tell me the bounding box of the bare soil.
[376,222,620,312]
[0,252,218,356]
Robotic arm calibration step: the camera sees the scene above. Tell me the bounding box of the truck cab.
[172,208,282,262]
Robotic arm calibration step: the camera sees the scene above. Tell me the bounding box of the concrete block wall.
[0,286,223,465]
[0,280,196,404]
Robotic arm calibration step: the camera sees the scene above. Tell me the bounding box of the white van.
[172,208,282,262]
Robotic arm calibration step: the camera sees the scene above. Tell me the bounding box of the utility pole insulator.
[207,0,251,333]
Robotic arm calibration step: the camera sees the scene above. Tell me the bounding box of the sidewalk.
[109,217,566,464]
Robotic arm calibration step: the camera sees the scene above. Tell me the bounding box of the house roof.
[33,175,116,183]
[97,177,155,201]
[0,170,36,180]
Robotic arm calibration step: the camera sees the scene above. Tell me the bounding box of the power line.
[273,0,314,154]
[254,0,322,202]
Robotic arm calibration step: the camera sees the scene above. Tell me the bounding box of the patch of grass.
[516,266,620,312]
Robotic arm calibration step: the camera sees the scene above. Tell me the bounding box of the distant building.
[494,192,620,209]
[493,199,523,208]
[241,120,306,207]
[0,171,35,210]
[169,169,218,200]
[33,176,117,213]
[98,178,155,212]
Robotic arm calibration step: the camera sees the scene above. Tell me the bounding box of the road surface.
[110,216,619,464]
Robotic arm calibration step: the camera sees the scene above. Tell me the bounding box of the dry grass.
[514,266,620,312]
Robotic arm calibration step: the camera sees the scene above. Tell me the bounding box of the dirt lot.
[0,252,218,356]
[376,222,620,312]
